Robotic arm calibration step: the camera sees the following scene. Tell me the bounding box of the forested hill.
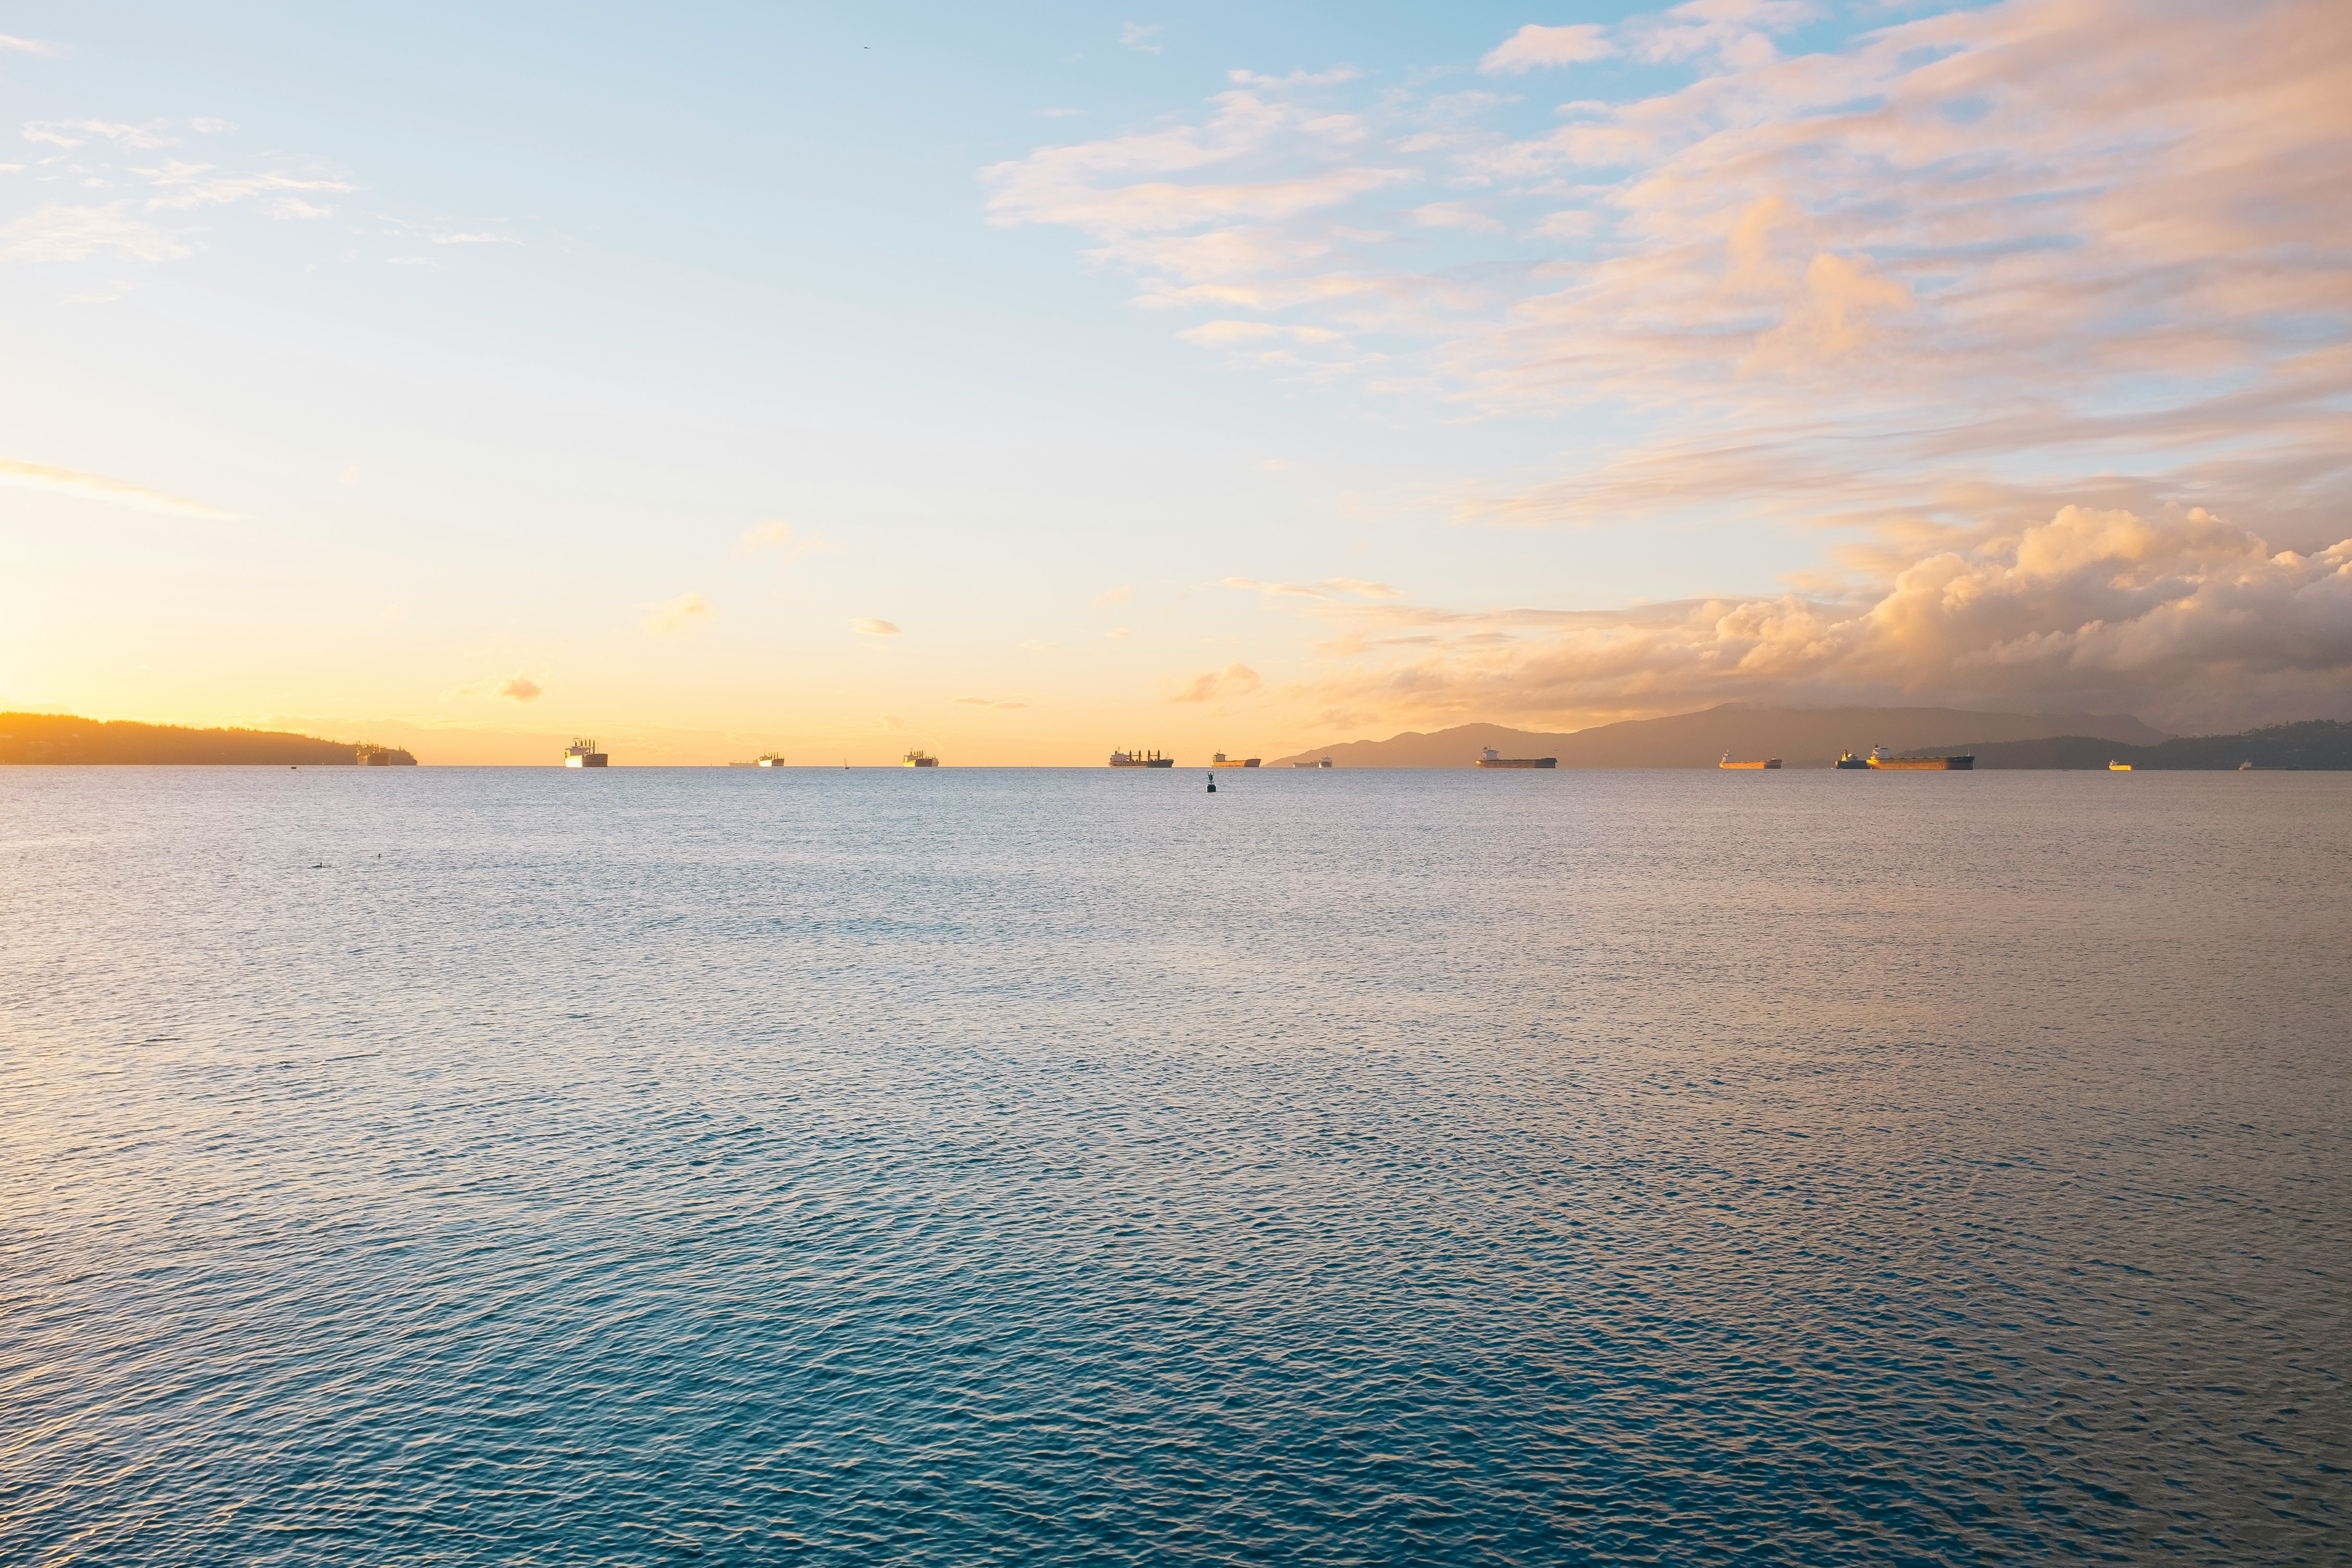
[1905,720,2352,770]
[0,712,416,765]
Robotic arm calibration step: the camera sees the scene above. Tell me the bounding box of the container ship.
[1719,752,1782,769]
[1109,749,1174,768]
[1211,752,1261,768]
[1477,747,1556,769]
[1863,745,1973,771]
[563,738,608,768]
[903,749,939,768]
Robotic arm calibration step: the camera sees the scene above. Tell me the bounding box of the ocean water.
[1,766,2346,1566]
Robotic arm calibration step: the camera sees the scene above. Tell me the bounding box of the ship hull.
[1110,759,1176,768]
[904,759,938,768]
[1867,756,1973,770]
[1718,760,1781,770]
[1211,760,1261,768]
[1476,758,1556,769]
[564,755,607,768]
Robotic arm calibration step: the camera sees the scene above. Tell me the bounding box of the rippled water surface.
[3,767,2347,1565]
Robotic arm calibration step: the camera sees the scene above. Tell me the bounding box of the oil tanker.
[1719,752,1781,769]
[1109,748,1174,768]
[1477,747,1556,769]
[1862,745,1973,771]
[1211,752,1261,768]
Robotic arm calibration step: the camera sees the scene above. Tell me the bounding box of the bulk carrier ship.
[1861,745,1973,771]
[1477,747,1556,770]
[1109,749,1175,768]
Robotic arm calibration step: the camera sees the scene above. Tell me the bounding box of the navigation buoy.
[1205,773,1216,793]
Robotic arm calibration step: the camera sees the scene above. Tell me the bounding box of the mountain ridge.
[1267,704,2170,769]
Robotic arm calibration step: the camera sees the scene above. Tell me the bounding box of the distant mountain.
[1908,720,2352,770]
[1268,704,2169,769]
[0,712,416,765]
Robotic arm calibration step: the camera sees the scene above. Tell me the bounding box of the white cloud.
[0,455,244,519]
[139,159,354,211]
[852,618,901,636]
[0,204,191,263]
[1120,22,1163,54]
[986,0,2352,559]
[1171,662,1263,703]
[737,519,837,561]
[496,674,543,701]
[0,35,60,56]
[1091,583,1133,607]
[24,119,174,150]
[1481,24,1616,74]
[954,696,1029,709]
[644,592,718,635]
[1409,200,1503,233]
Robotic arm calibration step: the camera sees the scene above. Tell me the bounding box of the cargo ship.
[1477,747,1556,769]
[2109,760,2132,772]
[1864,745,1973,771]
[902,749,939,768]
[1719,752,1782,769]
[1292,757,1333,768]
[1835,750,1871,769]
[1211,752,1261,768]
[1109,749,1174,768]
[563,737,608,768]
[727,752,787,768]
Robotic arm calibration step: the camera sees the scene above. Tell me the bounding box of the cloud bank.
[1268,508,2352,732]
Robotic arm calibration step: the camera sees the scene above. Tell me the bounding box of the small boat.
[563,737,608,768]
[1865,745,1972,771]
[1109,749,1175,768]
[1476,747,1556,769]
[2109,760,2132,771]
[1211,752,1261,768]
[1719,752,1781,770]
[903,749,939,768]
[1292,757,1333,768]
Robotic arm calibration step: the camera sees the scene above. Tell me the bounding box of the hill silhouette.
[1269,704,2168,769]
[0,712,416,765]
[1907,720,2352,770]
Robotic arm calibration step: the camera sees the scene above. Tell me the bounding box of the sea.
[2,766,2345,1566]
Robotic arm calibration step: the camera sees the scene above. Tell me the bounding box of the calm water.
[2,767,2346,1565]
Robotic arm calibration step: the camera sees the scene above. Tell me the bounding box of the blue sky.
[3,0,2346,759]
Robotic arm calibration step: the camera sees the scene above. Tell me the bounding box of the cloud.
[1120,22,1163,54]
[737,519,837,561]
[1409,201,1504,233]
[1223,576,1398,600]
[852,618,901,636]
[0,455,244,519]
[496,674,542,701]
[1172,662,1264,703]
[1481,24,1616,74]
[1272,509,2352,732]
[0,205,191,262]
[1091,583,1134,607]
[878,714,908,731]
[644,592,718,635]
[0,35,60,55]
[138,159,355,211]
[23,119,174,149]
[954,696,1030,709]
[984,0,2352,562]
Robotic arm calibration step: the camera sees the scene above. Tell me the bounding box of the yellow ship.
[903,749,939,768]
[1719,752,1781,769]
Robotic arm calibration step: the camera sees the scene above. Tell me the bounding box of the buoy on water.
[1205,772,1216,793]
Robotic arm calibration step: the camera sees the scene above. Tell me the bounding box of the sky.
[1,0,2347,763]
